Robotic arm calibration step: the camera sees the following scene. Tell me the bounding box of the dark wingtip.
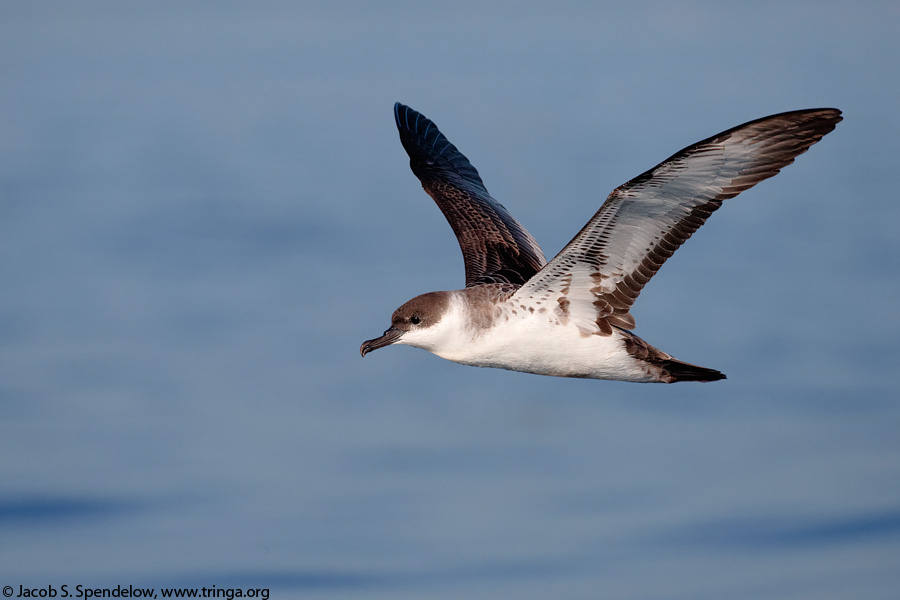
[391,102,488,194]
[802,107,843,136]
[394,102,406,130]
[394,102,424,136]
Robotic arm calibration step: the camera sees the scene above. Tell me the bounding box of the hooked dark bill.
[360,327,404,357]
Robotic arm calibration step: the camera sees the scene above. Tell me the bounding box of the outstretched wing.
[512,108,842,334]
[394,103,546,287]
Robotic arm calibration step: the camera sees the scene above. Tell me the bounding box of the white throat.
[396,292,479,360]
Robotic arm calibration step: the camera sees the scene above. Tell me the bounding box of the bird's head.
[360,291,453,357]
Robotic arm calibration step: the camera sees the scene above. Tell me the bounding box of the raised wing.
[512,108,842,334]
[394,103,546,287]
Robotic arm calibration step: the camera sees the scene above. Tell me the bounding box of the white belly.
[435,316,656,382]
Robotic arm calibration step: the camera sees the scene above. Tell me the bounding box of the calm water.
[1,3,899,599]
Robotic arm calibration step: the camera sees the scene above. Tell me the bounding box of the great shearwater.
[361,103,841,382]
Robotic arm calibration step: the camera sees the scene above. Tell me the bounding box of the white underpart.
[396,292,657,382]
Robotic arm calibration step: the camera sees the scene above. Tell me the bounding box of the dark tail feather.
[660,358,726,383]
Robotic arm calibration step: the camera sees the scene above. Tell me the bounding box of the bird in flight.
[361,103,841,382]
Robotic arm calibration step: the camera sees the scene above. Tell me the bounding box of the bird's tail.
[658,358,726,383]
[619,328,726,383]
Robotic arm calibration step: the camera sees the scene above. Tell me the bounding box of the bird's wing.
[394,102,546,287]
[511,108,842,334]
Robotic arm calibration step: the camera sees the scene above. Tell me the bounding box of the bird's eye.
[410,315,421,325]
